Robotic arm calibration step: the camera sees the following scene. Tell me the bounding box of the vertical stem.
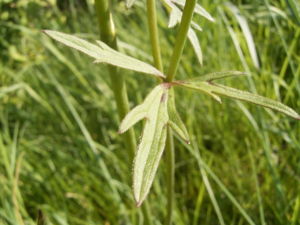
[164,1,196,223]
[146,0,163,71]
[95,0,136,157]
[145,1,164,224]
[164,127,175,225]
[166,0,197,82]
[146,1,175,224]
[95,1,153,224]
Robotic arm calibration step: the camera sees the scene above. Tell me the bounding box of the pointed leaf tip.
[177,80,300,120]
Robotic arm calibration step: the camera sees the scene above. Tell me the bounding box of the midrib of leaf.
[133,90,169,206]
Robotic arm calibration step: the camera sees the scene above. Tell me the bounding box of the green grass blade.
[225,3,260,69]
[181,140,256,225]
[286,0,300,25]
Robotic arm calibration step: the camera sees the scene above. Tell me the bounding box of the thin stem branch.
[95,0,136,157]
[95,1,154,224]
[146,0,163,71]
[166,0,197,82]
[164,128,175,225]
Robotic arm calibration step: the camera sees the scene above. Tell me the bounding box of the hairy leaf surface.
[43,30,164,78]
[119,85,169,206]
[119,85,164,133]
[178,81,300,119]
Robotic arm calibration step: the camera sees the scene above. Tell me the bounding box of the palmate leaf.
[177,79,300,120]
[119,84,169,206]
[168,88,190,143]
[43,30,164,78]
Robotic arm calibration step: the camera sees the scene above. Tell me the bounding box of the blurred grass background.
[0,0,300,224]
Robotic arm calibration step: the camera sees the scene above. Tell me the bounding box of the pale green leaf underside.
[119,85,165,133]
[133,85,169,206]
[119,85,170,206]
[178,81,300,120]
[168,88,190,143]
[43,30,164,78]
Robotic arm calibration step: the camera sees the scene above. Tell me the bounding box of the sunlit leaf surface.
[119,84,170,206]
[43,30,164,78]
[178,80,300,119]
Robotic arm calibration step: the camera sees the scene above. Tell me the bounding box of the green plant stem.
[145,1,174,224]
[94,0,136,156]
[95,1,153,224]
[163,1,197,223]
[166,0,197,82]
[146,0,163,71]
[164,127,175,225]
